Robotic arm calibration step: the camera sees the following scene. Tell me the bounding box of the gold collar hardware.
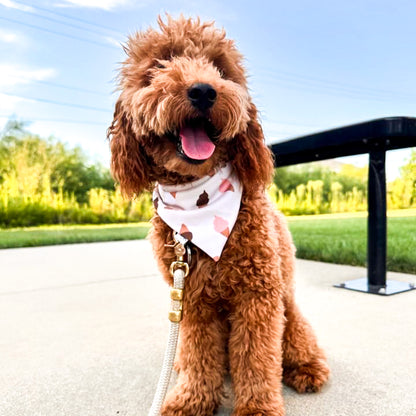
[165,232,190,322]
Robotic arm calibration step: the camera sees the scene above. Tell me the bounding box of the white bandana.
[153,163,243,261]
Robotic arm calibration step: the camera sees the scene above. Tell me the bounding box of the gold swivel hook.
[166,232,190,322]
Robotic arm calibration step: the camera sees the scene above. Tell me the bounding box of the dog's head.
[108,15,273,196]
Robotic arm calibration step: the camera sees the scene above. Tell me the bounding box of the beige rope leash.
[148,234,190,416]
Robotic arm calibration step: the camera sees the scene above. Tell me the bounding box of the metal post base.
[334,277,415,296]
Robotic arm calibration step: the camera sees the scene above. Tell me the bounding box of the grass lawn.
[0,209,415,275]
[0,223,151,249]
[288,212,416,274]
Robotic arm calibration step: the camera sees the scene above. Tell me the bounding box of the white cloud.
[0,92,24,113]
[0,29,20,44]
[0,0,33,11]
[0,64,56,88]
[104,36,123,47]
[57,0,132,11]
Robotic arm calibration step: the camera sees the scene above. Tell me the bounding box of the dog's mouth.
[168,118,218,165]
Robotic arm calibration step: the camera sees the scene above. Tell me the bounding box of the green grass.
[0,211,415,275]
[0,223,151,249]
[288,215,416,274]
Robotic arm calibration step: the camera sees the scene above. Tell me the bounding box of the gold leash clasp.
[165,232,190,322]
[169,261,189,278]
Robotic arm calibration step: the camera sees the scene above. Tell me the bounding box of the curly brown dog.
[108,15,330,416]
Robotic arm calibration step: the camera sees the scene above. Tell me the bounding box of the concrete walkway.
[0,240,415,416]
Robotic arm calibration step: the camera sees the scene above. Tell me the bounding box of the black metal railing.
[270,116,416,295]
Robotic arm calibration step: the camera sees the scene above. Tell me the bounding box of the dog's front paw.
[161,385,219,416]
[232,402,285,416]
[232,409,285,416]
[233,414,281,416]
[161,400,216,416]
[283,357,330,393]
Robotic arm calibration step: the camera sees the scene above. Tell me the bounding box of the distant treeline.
[0,121,152,228]
[270,153,416,215]
[0,121,415,228]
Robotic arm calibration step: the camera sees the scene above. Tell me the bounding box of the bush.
[0,183,154,228]
[0,120,154,228]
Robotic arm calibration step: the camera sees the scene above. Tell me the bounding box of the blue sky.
[0,0,415,180]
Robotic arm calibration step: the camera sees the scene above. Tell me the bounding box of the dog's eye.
[154,60,168,69]
[212,58,227,79]
[214,65,226,79]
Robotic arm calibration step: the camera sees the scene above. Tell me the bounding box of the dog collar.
[153,163,243,261]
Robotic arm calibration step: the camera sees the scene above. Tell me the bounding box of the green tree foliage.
[387,150,416,209]
[50,144,114,203]
[0,121,114,202]
[271,163,368,215]
[0,120,153,227]
[274,163,367,197]
[271,156,416,215]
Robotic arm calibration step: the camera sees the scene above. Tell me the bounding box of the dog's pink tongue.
[180,125,215,160]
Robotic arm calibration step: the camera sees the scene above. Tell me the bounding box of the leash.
[148,233,190,416]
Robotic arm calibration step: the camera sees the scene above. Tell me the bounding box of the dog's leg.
[229,295,286,416]
[273,211,330,393]
[282,301,330,393]
[161,303,228,416]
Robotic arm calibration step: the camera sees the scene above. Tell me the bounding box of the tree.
[399,149,416,206]
[0,119,115,203]
[49,143,114,202]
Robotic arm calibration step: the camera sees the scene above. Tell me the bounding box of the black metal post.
[335,146,415,295]
[367,149,387,288]
[270,117,416,295]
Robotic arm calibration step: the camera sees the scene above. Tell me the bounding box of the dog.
[108,15,330,416]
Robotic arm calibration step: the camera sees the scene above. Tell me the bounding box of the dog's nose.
[187,83,217,111]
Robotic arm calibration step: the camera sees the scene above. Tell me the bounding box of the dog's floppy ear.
[107,100,151,197]
[229,103,274,193]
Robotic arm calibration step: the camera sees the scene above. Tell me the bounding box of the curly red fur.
[109,15,329,415]
[229,103,275,194]
[108,100,151,196]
